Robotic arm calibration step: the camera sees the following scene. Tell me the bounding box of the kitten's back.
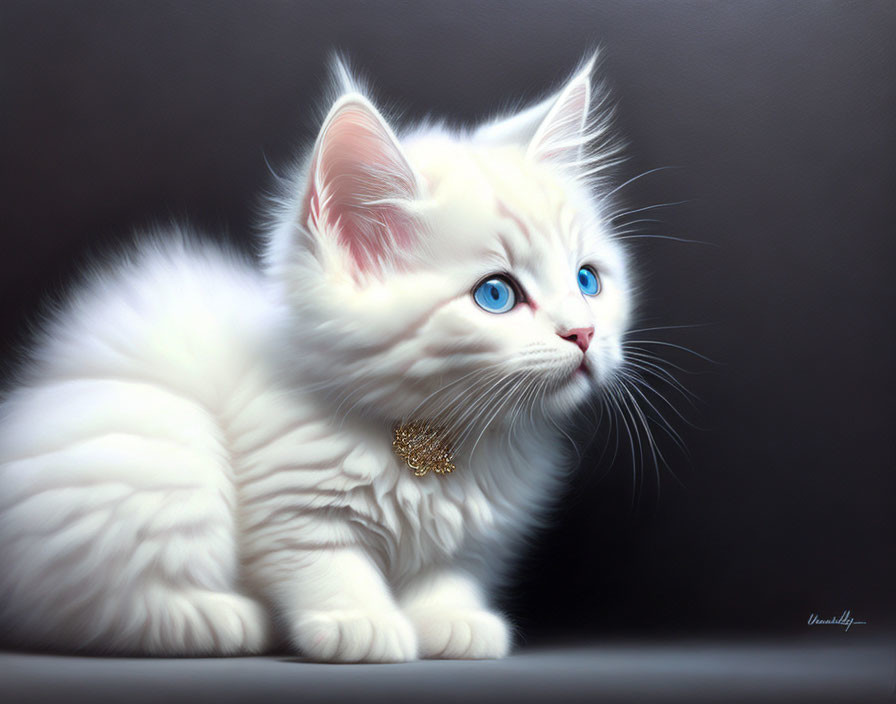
[0,235,274,654]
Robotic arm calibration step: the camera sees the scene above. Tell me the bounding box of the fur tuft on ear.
[300,93,422,277]
[329,53,364,97]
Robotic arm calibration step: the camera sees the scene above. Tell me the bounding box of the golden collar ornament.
[392,421,456,477]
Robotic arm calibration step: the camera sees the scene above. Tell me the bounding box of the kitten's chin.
[539,366,598,418]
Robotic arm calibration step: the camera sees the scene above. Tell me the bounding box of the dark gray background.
[0,0,893,648]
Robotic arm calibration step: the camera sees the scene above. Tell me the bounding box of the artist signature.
[807,610,867,632]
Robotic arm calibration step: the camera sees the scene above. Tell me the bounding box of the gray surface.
[1,639,893,703]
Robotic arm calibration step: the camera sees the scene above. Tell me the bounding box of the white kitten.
[0,57,632,661]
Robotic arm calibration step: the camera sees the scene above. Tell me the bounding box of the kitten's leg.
[259,546,417,663]
[399,568,511,659]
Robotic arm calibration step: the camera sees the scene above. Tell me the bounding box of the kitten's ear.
[300,93,422,275]
[474,57,595,166]
[526,59,593,164]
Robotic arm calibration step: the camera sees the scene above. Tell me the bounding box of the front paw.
[294,609,418,663]
[406,608,511,659]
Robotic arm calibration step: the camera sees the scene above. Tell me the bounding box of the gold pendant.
[392,421,456,477]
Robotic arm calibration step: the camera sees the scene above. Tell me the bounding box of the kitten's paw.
[141,590,272,656]
[407,608,511,659]
[295,609,418,663]
[199,592,272,655]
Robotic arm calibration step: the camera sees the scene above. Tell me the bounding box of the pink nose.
[559,326,594,353]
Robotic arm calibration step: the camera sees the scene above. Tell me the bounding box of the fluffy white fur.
[0,57,632,661]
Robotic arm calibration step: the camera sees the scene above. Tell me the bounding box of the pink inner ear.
[302,98,419,274]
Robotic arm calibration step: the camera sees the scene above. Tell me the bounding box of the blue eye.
[577,266,600,296]
[473,277,516,314]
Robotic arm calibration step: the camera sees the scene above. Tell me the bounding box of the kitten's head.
[267,57,632,444]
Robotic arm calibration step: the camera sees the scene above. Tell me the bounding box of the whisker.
[624,358,701,407]
[448,370,519,446]
[609,200,691,222]
[623,347,710,376]
[610,218,665,229]
[626,323,715,335]
[617,369,695,449]
[463,374,529,459]
[600,166,682,201]
[615,234,716,246]
[606,379,642,506]
[615,378,661,501]
[622,339,722,365]
[404,363,502,422]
